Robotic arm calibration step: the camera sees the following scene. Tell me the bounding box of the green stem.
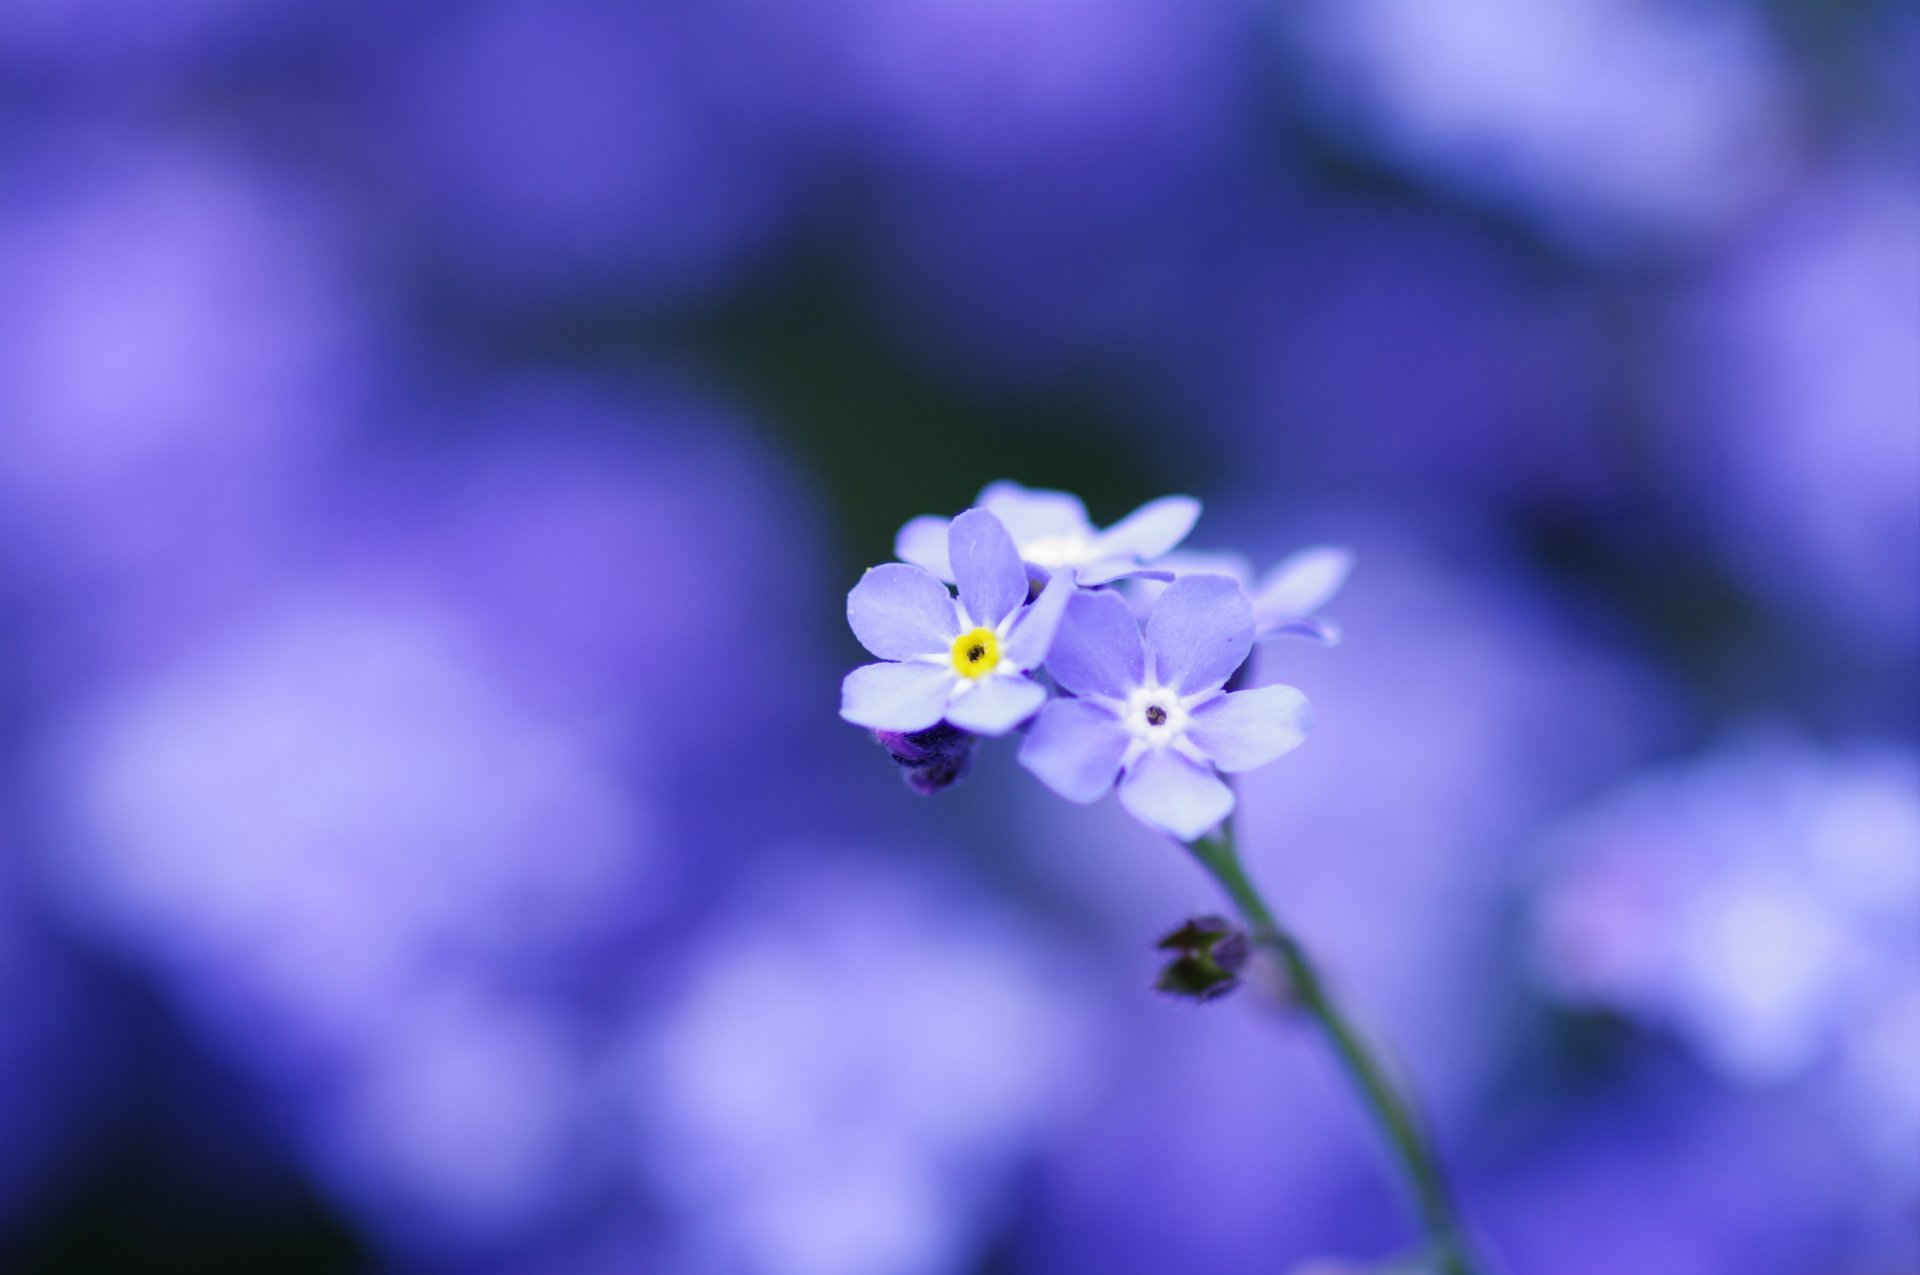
[1188,817,1480,1275]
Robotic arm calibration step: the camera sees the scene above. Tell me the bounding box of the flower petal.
[1187,685,1312,772]
[894,515,955,581]
[847,563,958,660]
[949,508,1027,629]
[944,676,1047,735]
[1092,494,1200,563]
[1255,546,1352,618]
[1160,548,1254,584]
[1119,550,1249,618]
[1144,573,1254,695]
[1018,698,1129,802]
[1045,588,1146,699]
[1074,558,1177,587]
[1119,751,1235,841]
[1258,616,1343,647]
[999,570,1074,670]
[840,662,954,732]
[978,481,1093,544]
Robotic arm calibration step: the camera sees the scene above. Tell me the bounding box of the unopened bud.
[872,723,976,795]
[1154,914,1251,1002]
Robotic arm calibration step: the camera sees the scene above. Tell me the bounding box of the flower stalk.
[1187,816,1482,1275]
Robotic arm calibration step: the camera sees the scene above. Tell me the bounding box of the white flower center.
[1125,685,1189,750]
[1020,531,1096,569]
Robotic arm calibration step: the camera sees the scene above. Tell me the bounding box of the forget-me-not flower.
[1136,545,1352,646]
[1252,545,1353,645]
[1019,575,1312,840]
[895,480,1200,586]
[843,508,1072,736]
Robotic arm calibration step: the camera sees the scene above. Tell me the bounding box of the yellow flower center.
[950,627,1001,679]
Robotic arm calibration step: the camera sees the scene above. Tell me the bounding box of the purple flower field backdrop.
[0,3,1915,1273]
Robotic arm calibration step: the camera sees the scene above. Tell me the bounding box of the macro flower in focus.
[843,508,1072,736]
[895,480,1200,586]
[1019,575,1312,839]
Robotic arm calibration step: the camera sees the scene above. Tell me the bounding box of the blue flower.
[1018,575,1312,840]
[895,480,1200,586]
[842,508,1073,736]
[1138,545,1353,646]
[1254,545,1353,645]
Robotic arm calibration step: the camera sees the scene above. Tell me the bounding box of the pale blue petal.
[1092,495,1200,563]
[1144,573,1254,695]
[978,481,1093,544]
[1000,569,1075,670]
[1121,550,1249,617]
[840,662,954,732]
[1158,548,1253,584]
[1257,616,1343,647]
[944,676,1047,735]
[1255,546,1352,617]
[1074,558,1176,587]
[1187,685,1312,772]
[847,563,958,660]
[949,508,1027,629]
[1018,699,1129,802]
[1118,751,1235,841]
[894,515,955,581]
[1045,589,1145,699]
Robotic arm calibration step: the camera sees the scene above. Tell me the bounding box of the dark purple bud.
[1154,914,1251,1002]
[872,722,976,795]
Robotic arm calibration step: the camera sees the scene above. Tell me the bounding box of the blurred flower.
[843,511,1072,736]
[823,0,1241,178]
[1021,578,1311,840]
[1015,989,1407,1274]
[39,593,651,1255]
[1531,731,1920,1090]
[896,483,1200,587]
[375,379,829,772]
[1277,0,1793,250]
[372,0,794,308]
[1662,162,1920,653]
[825,0,1257,389]
[0,137,372,588]
[627,850,1095,1275]
[1253,546,1354,647]
[1470,1078,1869,1275]
[1173,207,1621,517]
[28,381,834,1262]
[1528,725,1920,1205]
[1138,545,1353,646]
[1526,727,1920,1253]
[1834,979,1920,1198]
[0,0,326,75]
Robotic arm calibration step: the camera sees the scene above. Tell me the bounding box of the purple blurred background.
[1,2,1915,1273]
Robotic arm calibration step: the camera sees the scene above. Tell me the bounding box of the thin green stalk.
[1188,817,1480,1275]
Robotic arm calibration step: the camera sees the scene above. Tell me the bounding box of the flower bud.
[1153,914,1251,1002]
[872,723,976,795]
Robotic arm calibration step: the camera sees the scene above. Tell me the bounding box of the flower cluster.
[841,482,1341,841]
